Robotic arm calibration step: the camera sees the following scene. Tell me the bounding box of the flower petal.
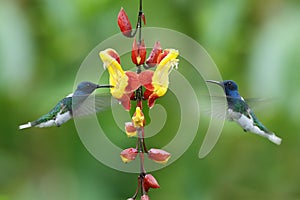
[99,48,126,99]
[146,41,162,67]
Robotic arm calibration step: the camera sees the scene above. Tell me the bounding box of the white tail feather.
[19,122,32,130]
[268,134,282,145]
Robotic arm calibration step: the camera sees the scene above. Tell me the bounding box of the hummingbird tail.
[267,134,282,145]
[19,122,32,130]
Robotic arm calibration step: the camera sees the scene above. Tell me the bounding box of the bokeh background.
[1,0,300,199]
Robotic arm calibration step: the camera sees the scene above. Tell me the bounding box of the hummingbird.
[19,81,113,129]
[206,80,282,145]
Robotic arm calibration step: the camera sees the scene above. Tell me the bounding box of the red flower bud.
[146,41,162,67]
[141,194,150,200]
[120,148,138,163]
[118,7,132,37]
[125,122,137,137]
[132,38,146,66]
[148,148,171,164]
[144,174,160,190]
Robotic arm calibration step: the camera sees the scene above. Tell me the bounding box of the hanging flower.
[100,48,179,110]
[99,48,140,110]
[141,49,179,108]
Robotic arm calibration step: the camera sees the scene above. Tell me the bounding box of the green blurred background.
[1,0,300,199]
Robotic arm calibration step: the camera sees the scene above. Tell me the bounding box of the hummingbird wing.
[202,95,270,120]
[72,94,116,118]
[200,95,228,120]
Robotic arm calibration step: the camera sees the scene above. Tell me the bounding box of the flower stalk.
[100,0,179,198]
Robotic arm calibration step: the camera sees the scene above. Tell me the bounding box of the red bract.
[132,38,146,66]
[146,41,162,67]
[156,49,169,64]
[148,148,171,164]
[118,7,132,37]
[120,148,138,163]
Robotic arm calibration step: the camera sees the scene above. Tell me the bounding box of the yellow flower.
[141,49,179,108]
[99,48,140,110]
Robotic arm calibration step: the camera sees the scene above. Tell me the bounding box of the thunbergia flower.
[99,48,179,109]
[141,49,179,108]
[100,0,179,199]
[99,49,140,110]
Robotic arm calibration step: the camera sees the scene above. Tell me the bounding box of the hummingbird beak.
[206,80,224,88]
[97,84,114,88]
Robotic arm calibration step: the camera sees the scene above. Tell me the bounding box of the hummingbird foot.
[19,122,32,130]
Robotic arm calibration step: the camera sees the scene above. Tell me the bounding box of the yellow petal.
[152,49,179,97]
[99,48,127,99]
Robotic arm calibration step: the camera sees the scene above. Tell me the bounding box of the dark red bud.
[146,41,162,67]
[131,38,146,66]
[118,7,132,37]
[144,174,160,189]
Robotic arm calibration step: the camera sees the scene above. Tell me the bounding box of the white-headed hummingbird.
[19,81,113,129]
[206,80,282,145]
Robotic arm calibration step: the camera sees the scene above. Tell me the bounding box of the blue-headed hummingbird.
[206,80,282,145]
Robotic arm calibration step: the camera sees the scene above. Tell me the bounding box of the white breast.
[35,120,56,128]
[227,109,282,145]
[55,111,72,126]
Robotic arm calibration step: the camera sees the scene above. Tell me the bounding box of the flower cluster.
[99,1,179,199]
[99,48,179,110]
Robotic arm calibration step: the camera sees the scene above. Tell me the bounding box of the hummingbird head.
[206,80,240,98]
[76,81,101,95]
[74,81,114,97]
[222,80,238,92]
